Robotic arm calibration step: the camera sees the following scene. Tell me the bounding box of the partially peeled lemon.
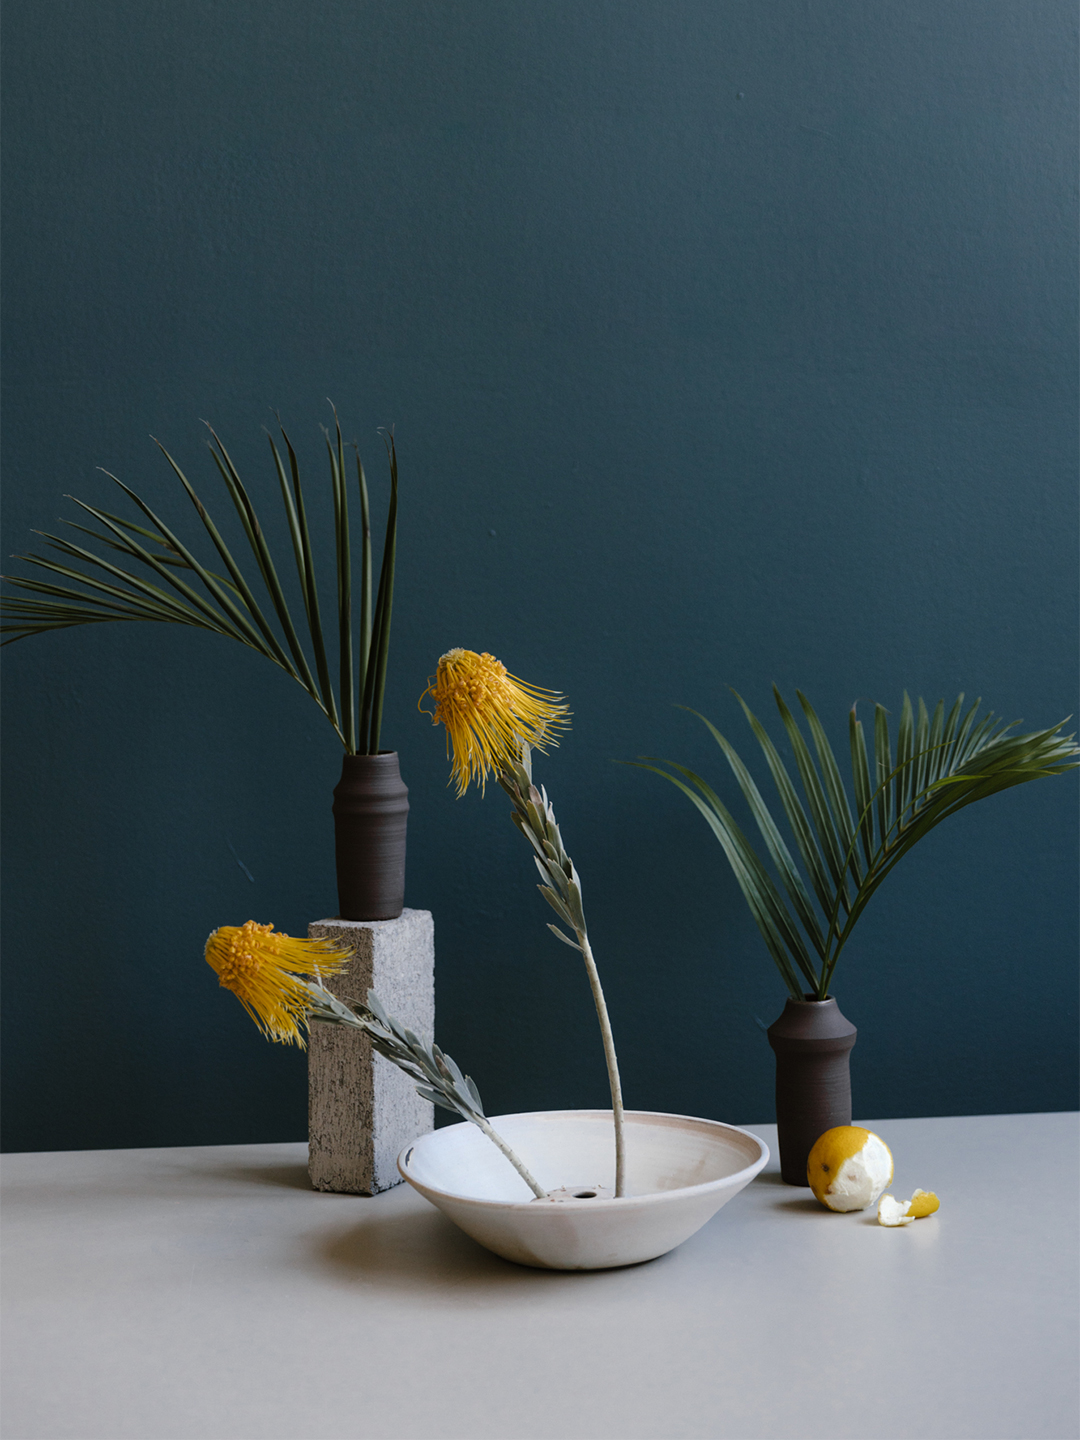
[807,1125,893,1211]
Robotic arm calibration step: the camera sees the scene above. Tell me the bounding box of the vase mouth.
[342,749,399,760]
[795,993,835,1004]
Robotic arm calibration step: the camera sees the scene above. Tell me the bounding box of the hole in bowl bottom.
[539,1184,615,1203]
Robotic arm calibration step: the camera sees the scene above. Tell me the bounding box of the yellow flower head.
[205,920,351,1047]
[420,648,570,796]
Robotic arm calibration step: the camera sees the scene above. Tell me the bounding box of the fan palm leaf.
[1,410,399,755]
[636,688,1078,1000]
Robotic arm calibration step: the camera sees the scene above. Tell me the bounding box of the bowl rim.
[397,1108,770,1211]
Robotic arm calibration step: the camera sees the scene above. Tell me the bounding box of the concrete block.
[307,908,434,1194]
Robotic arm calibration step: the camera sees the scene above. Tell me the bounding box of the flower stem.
[497,749,628,1200]
[475,1115,548,1199]
[305,983,550,1200]
[577,930,626,1197]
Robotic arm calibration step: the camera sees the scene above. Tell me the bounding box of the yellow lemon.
[807,1125,894,1211]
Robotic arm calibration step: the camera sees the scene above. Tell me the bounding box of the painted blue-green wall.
[3,1,1076,1152]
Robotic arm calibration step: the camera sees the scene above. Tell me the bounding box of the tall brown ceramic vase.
[767,996,857,1185]
[333,753,409,921]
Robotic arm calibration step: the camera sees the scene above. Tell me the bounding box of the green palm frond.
[635,688,1078,1000]
[1,411,400,755]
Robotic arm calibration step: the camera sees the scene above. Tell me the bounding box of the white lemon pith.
[806,1126,893,1212]
[877,1195,914,1226]
[878,1188,940,1226]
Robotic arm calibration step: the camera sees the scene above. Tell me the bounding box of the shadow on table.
[314,1205,657,1295]
[769,1195,825,1215]
[753,1172,823,1213]
[181,1158,314,1191]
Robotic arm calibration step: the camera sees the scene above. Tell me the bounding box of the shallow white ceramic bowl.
[398,1109,769,1270]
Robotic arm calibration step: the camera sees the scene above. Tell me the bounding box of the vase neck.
[767,994,856,1044]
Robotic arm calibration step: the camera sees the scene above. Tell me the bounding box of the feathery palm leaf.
[1,411,400,755]
[635,688,1078,1000]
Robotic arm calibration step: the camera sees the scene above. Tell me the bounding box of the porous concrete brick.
[307,908,434,1194]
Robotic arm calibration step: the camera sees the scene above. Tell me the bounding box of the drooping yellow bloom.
[205,920,351,1047]
[420,648,570,795]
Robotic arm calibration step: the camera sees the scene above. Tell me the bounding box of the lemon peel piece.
[878,1187,941,1226]
[906,1188,940,1218]
[877,1195,915,1226]
[807,1126,894,1211]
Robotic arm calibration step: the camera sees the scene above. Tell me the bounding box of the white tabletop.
[2,1112,1077,1440]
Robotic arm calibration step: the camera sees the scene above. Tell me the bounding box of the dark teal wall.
[3,1,1076,1152]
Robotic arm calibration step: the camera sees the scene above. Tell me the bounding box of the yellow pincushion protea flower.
[205,920,350,1047]
[420,648,570,795]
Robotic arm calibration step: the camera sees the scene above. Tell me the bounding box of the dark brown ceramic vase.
[332,752,409,921]
[767,996,857,1185]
